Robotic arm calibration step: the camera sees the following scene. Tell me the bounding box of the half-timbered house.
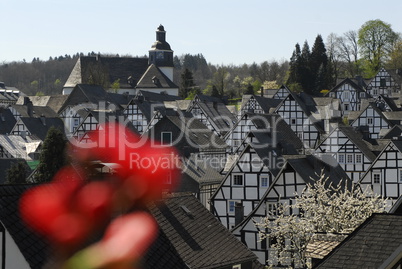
[327,78,370,115]
[230,155,350,265]
[359,140,402,205]
[350,102,395,140]
[10,117,65,141]
[211,126,304,230]
[58,84,124,136]
[315,125,378,182]
[144,110,229,165]
[238,95,281,117]
[274,91,325,149]
[180,154,224,210]
[366,68,402,98]
[123,90,181,134]
[187,94,236,137]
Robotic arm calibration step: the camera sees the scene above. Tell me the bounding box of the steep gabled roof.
[17,117,65,141]
[0,108,16,134]
[64,56,149,89]
[181,154,224,185]
[10,104,58,118]
[136,64,178,89]
[337,125,377,161]
[144,193,259,269]
[328,77,368,95]
[0,184,50,268]
[316,214,402,269]
[136,90,181,102]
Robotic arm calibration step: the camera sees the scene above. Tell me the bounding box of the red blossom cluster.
[19,123,181,268]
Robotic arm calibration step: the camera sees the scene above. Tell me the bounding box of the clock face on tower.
[156,51,164,59]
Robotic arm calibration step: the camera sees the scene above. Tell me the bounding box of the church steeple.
[149,25,174,81]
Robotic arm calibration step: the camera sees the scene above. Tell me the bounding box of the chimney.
[40,115,46,126]
[260,86,264,97]
[234,202,244,226]
[27,99,34,117]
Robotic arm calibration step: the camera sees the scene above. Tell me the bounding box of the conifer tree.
[310,35,329,94]
[179,68,195,98]
[5,161,31,184]
[34,127,67,183]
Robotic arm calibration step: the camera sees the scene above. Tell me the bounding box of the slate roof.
[136,90,181,102]
[144,193,260,269]
[0,108,16,134]
[15,95,69,114]
[181,154,224,185]
[282,154,351,189]
[316,214,402,269]
[387,69,402,86]
[59,84,124,113]
[17,117,65,141]
[240,95,282,113]
[10,104,59,118]
[0,184,50,268]
[163,112,229,152]
[328,77,368,95]
[0,135,41,160]
[136,64,178,89]
[64,56,149,89]
[306,233,348,260]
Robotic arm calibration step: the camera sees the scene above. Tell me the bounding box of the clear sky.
[1,0,402,66]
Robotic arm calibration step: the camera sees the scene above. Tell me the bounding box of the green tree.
[387,40,402,69]
[210,85,220,98]
[358,19,400,76]
[34,127,67,183]
[244,84,254,95]
[310,35,329,94]
[179,68,196,98]
[5,161,31,184]
[111,79,120,93]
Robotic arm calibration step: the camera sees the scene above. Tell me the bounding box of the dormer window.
[152,76,159,85]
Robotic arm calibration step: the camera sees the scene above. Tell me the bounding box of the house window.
[161,132,172,145]
[346,154,353,163]
[399,169,402,182]
[360,92,366,98]
[355,154,362,164]
[344,104,349,111]
[338,154,345,163]
[373,89,378,95]
[267,202,278,215]
[232,265,241,269]
[233,140,241,147]
[233,174,244,186]
[373,172,381,184]
[291,118,296,125]
[228,200,238,214]
[367,117,373,125]
[297,132,303,140]
[260,175,269,187]
[380,78,386,87]
[344,91,350,100]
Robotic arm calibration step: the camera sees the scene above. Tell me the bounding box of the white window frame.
[228,200,239,214]
[346,154,353,164]
[367,117,373,125]
[232,265,241,269]
[338,153,345,164]
[233,174,244,186]
[373,172,381,184]
[355,154,363,164]
[360,92,366,98]
[260,175,269,187]
[399,169,402,183]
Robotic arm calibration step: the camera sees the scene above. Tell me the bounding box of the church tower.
[149,25,174,81]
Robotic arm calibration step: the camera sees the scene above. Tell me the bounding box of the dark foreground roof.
[0,184,50,269]
[144,193,260,269]
[316,214,402,269]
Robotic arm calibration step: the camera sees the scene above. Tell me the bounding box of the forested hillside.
[0,52,289,98]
